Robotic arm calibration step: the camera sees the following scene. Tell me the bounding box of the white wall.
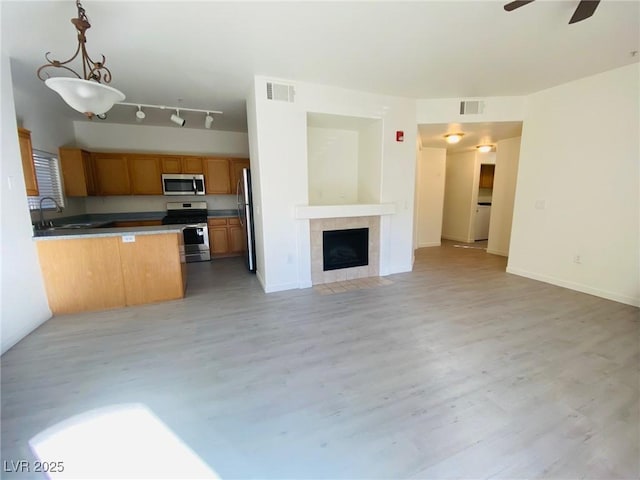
[416,96,525,125]
[73,122,249,156]
[487,137,521,257]
[508,64,639,306]
[307,127,359,205]
[247,76,416,292]
[358,120,383,204]
[1,53,55,354]
[83,194,236,214]
[245,84,267,288]
[415,147,446,248]
[442,151,478,243]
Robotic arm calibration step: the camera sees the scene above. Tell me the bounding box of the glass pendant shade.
[45,78,125,116]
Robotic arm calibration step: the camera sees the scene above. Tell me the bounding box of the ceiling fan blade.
[569,0,600,24]
[504,0,536,12]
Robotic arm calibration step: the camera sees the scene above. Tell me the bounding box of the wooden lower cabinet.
[207,217,245,257]
[228,219,245,254]
[209,227,229,255]
[36,232,185,314]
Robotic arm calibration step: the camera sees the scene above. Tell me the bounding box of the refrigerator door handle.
[236,179,245,227]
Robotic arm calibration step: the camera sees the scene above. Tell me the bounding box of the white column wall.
[487,137,521,257]
[415,147,446,248]
[1,53,55,354]
[247,76,416,292]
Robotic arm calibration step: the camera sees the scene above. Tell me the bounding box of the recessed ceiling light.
[444,133,464,144]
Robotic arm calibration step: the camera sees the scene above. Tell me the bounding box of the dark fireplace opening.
[323,228,369,271]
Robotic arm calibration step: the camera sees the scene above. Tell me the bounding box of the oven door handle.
[182,224,206,229]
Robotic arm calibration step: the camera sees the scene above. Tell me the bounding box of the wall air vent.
[266,82,295,103]
[459,100,484,115]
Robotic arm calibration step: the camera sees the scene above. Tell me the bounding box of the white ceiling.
[419,121,523,153]
[2,1,639,133]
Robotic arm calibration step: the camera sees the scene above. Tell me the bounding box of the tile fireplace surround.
[310,216,380,285]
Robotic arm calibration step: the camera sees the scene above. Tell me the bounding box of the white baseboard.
[256,271,266,292]
[442,235,472,243]
[418,241,441,248]
[263,281,301,293]
[486,248,507,257]
[506,266,640,307]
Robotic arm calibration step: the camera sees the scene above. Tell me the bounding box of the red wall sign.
[396,131,404,142]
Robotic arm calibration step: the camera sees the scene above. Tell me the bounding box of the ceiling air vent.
[460,100,484,115]
[266,82,295,103]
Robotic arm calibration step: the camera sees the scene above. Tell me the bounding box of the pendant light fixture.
[37,0,125,117]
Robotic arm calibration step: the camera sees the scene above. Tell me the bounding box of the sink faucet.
[38,196,63,229]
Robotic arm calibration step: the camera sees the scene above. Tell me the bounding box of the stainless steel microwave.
[162,174,205,196]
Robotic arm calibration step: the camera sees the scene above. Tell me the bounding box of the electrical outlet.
[573,255,581,264]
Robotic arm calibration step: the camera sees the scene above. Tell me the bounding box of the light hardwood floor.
[2,241,638,479]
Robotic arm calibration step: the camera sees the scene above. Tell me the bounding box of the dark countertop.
[35,209,238,226]
[32,209,239,239]
[33,225,183,241]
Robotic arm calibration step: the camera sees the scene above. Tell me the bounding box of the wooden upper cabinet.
[92,153,131,195]
[129,155,162,195]
[18,128,39,196]
[161,156,182,174]
[59,147,96,196]
[203,157,231,194]
[479,164,495,189]
[182,156,203,174]
[229,158,250,194]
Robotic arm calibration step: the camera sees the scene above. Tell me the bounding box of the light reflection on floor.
[29,404,219,479]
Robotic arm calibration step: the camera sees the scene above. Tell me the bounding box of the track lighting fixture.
[135,106,146,122]
[116,102,222,128]
[170,110,185,127]
[444,133,464,144]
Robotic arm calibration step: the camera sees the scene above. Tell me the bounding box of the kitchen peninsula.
[34,225,186,314]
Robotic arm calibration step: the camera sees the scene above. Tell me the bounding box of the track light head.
[136,106,146,122]
[170,109,185,127]
[204,113,213,129]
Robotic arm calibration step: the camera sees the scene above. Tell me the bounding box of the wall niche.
[307,112,382,206]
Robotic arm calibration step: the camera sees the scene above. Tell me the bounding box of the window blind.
[27,150,65,211]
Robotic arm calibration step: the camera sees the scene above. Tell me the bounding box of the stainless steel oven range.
[161,202,210,262]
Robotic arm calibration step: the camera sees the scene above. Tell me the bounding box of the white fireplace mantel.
[295,203,396,220]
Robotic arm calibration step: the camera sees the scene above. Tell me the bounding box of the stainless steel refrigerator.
[237,167,256,272]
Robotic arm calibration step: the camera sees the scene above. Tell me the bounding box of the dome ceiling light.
[444,133,464,144]
[477,145,494,153]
